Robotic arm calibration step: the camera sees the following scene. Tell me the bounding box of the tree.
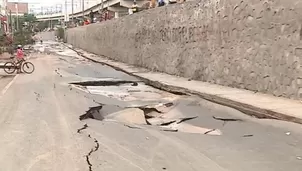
[36,21,49,32]
[12,13,37,46]
[23,13,37,23]
[14,13,37,32]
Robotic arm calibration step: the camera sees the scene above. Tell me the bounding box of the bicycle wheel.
[3,62,16,74]
[22,62,35,74]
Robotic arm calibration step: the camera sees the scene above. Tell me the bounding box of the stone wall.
[67,0,302,99]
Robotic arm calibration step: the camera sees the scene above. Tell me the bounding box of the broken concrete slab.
[144,111,162,119]
[139,102,175,114]
[161,122,222,135]
[157,107,185,120]
[147,117,177,126]
[80,106,103,120]
[105,108,147,125]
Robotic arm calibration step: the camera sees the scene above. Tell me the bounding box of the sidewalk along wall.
[67,0,302,100]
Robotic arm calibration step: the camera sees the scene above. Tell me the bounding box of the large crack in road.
[85,137,99,171]
[77,123,100,171]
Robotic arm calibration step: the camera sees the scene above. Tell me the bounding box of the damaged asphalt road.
[77,123,99,171]
[0,40,302,171]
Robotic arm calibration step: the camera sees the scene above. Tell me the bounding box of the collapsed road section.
[79,102,223,136]
[68,72,251,137]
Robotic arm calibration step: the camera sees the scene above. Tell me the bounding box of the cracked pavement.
[0,40,301,171]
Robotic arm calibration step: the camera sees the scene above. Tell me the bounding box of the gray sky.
[8,0,63,5]
[8,0,97,13]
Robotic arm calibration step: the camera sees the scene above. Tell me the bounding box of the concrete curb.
[62,43,302,125]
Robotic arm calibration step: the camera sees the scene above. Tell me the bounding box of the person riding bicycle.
[16,45,25,73]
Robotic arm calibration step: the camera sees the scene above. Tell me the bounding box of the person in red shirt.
[84,19,90,25]
[16,45,25,73]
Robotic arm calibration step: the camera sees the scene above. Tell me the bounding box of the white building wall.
[0,0,6,15]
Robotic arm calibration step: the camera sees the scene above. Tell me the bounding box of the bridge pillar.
[108,6,129,18]
[120,0,146,8]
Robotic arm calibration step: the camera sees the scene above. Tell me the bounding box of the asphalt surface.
[0,39,301,171]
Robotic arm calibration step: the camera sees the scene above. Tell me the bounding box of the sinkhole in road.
[72,79,222,135]
[79,102,222,135]
[70,80,140,87]
[70,79,179,102]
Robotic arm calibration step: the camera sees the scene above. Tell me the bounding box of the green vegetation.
[0,13,37,55]
[13,13,37,32]
[36,21,49,32]
[13,13,37,45]
[13,30,35,46]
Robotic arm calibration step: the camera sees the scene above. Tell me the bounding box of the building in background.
[0,0,8,33]
[67,0,99,14]
[7,1,28,16]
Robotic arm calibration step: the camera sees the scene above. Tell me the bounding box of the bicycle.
[3,57,35,74]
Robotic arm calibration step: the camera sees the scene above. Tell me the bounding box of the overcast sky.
[8,0,97,13]
[9,0,64,5]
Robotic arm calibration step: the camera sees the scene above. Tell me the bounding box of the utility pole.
[71,0,74,24]
[65,0,68,20]
[101,0,104,12]
[9,10,12,33]
[82,0,84,19]
[64,0,70,27]
[0,5,2,33]
[15,2,19,31]
[9,10,14,38]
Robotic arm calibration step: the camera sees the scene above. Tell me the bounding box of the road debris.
[213,116,243,122]
[176,116,198,124]
[213,116,243,126]
[131,82,138,86]
[286,132,291,136]
[138,102,175,115]
[147,117,177,126]
[161,122,222,135]
[123,124,143,129]
[204,129,218,135]
[54,69,62,77]
[80,106,103,120]
[147,116,197,126]
[34,92,41,101]
[59,57,68,63]
[297,156,302,160]
[243,134,254,137]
